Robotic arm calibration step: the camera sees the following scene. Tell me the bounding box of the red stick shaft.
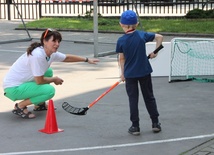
[88,80,121,108]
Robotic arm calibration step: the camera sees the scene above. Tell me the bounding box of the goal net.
[169,38,214,83]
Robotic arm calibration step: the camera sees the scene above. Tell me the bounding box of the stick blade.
[62,102,88,116]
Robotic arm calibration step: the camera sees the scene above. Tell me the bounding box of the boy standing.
[116,10,163,135]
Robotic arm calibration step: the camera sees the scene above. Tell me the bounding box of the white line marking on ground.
[0,49,24,53]
[1,133,214,155]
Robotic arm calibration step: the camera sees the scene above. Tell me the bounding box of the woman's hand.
[53,76,64,85]
[87,58,100,64]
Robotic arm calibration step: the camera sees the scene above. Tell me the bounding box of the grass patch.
[21,17,214,34]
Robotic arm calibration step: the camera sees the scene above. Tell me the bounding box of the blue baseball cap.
[120,10,138,25]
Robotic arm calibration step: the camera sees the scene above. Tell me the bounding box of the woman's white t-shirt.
[3,46,66,89]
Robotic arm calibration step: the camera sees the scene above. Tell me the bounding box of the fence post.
[127,0,129,10]
[36,0,42,19]
[6,0,12,20]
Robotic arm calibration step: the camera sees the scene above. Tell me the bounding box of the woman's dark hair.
[27,29,62,56]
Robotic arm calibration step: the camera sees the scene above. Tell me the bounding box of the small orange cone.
[39,99,64,134]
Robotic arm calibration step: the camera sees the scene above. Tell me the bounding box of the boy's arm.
[149,34,164,59]
[118,53,125,82]
[154,34,163,49]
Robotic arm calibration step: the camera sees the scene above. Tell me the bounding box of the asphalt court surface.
[0,21,214,155]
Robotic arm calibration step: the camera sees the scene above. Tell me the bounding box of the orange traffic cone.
[39,99,64,134]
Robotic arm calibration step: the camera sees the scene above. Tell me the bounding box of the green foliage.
[85,10,93,18]
[20,17,214,34]
[186,9,214,18]
[78,9,102,18]
[206,9,214,18]
[98,18,115,26]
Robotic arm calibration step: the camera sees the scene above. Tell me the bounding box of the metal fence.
[0,0,213,20]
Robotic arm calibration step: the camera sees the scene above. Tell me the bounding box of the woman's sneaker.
[128,126,140,135]
[152,123,161,133]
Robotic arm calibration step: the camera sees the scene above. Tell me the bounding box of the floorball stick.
[62,80,122,116]
[147,44,164,59]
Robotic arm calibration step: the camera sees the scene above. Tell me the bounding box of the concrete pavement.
[0,20,214,155]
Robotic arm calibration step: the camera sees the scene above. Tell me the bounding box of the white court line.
[1,133,214,155]
[0,49,24,53]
